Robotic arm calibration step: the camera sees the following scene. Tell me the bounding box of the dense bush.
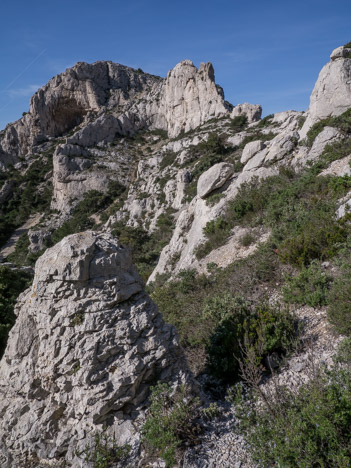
[159,151,176,170]
[142,382,199,467]
[277,215,347,266]
[234,365,351,467]
[230,115,248,132]
[282,261,331,308]
[205,297,297,384]
[0,266,32,357]
[151,269,213,348]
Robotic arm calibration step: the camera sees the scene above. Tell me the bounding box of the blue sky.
[1,0,351,130]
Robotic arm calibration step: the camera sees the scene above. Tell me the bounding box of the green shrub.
[345,40,351,48]
[239,232,255,247]
[76,430,130,468]
[0,266,32,357]
[195,218,230,259]
[201,402,220,420]
[282,261,331,307]
[298,115,306,129]
[7,233,31,265]
[150,128,168,139]
[151,241,285,373]
[196,168,351,265]
[256,114,274,128]
[142,382,200,468]
[335,338,351,365]
[320,137,351,167]
[234,366,351,468]
[277,216,347,267]
[151,269,213,348]
[205,192,225,206]
[205,297,297,384]
[230,115,248,132]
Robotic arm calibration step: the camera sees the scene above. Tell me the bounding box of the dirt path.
[0,213,42,261]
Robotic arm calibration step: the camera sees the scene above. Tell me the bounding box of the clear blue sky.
[1,0,351,130]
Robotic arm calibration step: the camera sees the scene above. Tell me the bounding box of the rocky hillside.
[1,42,351,467]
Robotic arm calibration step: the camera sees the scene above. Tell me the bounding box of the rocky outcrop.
[159,61,230,137]
[0,231,189,467]
[0,62,160,164]
[231,102,262,123]
[300,46,351,138]
[1,58,264,171]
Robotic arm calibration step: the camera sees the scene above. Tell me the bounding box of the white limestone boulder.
[197,162,234,198]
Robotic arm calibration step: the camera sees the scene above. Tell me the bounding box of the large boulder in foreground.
[0,231,189,467]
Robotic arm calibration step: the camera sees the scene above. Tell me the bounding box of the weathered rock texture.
[300,46,351,138]
[0,231,188,467]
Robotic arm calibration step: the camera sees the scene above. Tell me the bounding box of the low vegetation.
[256,114,274,128]
[196,167,351,265]
[76,430,130,468]
[327,243,351,335]
[282,261,331,308]
[233,340,351,467]
[142,383,200,468]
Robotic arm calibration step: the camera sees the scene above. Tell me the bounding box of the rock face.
[300,46,351,138]
[160,60,230,137]
[0,231,189,467]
